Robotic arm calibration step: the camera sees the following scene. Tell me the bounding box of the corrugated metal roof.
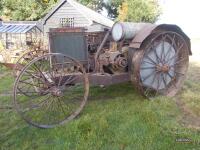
[43,0,114,28]
[0,23,39,33]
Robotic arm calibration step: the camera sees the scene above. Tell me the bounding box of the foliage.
[118,0,161,23]
[78,0,160,22]
[0,0,160,22]
[77,0,123,19]
[0,1,3,16]
[104,0,123,20]
[118,1,128,21]
[0,0,58,21]
[77,0,104,11]
[0,49,16,63]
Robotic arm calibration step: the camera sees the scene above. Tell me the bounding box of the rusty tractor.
[12,22,191,128]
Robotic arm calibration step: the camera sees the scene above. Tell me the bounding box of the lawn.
[0,60,200,150]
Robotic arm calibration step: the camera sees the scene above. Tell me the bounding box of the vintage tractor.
[13,22,191,128]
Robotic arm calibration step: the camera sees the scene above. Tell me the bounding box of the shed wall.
[43,1,91,35]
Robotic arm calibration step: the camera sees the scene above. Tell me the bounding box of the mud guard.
[129,24,192,55]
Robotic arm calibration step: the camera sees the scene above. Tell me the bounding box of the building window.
[60,18,74,27]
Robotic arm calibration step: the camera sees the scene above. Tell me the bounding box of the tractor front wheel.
[13,53,89,128]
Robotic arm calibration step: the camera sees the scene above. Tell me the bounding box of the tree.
[0,0,58,21]
[78,0,160,23]
[118,0,161,23]
[0,1,3,16]
[77,0,104,12]
[77,0,123,19]
[103,0,123,19]
[0,0,161,23]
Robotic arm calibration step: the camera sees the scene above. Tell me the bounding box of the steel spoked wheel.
[13,53,89,128]
[13,50,48,77]
[133,31,189,99]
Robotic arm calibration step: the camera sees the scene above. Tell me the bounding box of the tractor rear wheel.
[132,31,189,99]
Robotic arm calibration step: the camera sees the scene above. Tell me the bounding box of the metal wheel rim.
[13,53,89,128]
[132,31,189,99]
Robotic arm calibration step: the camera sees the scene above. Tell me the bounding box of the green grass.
[179,63,200,117]
[0,75,14,95]
[0,64,200,150]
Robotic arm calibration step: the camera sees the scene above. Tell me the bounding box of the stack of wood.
[0,40,48,64]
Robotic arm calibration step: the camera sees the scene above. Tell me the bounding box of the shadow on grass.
[88,82,144,102]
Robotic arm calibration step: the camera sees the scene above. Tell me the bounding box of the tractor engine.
[98,50,128,74]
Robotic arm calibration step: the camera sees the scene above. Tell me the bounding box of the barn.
[42,0,114,35]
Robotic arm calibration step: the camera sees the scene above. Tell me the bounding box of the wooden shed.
[42,0,114,35]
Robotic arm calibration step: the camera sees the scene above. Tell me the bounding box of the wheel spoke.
[40,97,54,125]
[142,72,154,82]
[145,55,157,65]
[161,35,167,62]
[170,67,185,76]
[48,55,57,81]
[166,43,184,63]
[34,95,51,108]
[170,57,187,67]
[58,57,68,87]
[167,72,174,79]
[19,94,50,111]
[166,54,178,64]
[143,60,156,66]
[32,63,52,86]
[57,98,67,118]
[155,74,161,95]
[162,73,167,88]
[62,75,78,86]
[141,66,156,70]
[152,47,162,64]
[164,34,177,63]
[19,80,41,88]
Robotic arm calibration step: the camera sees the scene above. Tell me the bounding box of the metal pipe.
[94,30,110,72]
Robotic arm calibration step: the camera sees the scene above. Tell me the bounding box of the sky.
[158,0,200,38]
[102,0,199,38]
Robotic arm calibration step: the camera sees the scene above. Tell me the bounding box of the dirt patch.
[0,93,12,96]
[175,57,200,129]
[176,97,200,129]
[0,72,10,79]
[0,105,13,110]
